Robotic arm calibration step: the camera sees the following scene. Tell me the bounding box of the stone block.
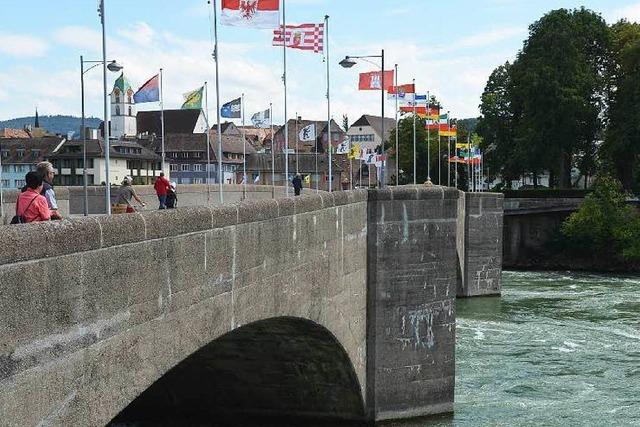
[97,212,146,248]
[293,194,323,214]
[142,206,213,240]
[237,199,279,224]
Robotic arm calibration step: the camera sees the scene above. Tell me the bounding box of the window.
[15,179,25,188]
[1,179,9,187]
[62,159,72,168]
[31,149,40,158]
[1,150,8,158]
[15,165,26,173]
[193,178,203,184]
[16,149,24,158]
[114,88,121,104]
[1,165,8,172]
[170,164,179,172]
[128,106,132,116]
[193,164,203,172]
[181,164,190,172]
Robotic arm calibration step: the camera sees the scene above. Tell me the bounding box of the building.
[0,137,63,188]
[49,138,162,186]
[210,124,257,184]
[347,115,396,154]
[246,152,343,191]
[272,118,345,154]
[110,73,137,139]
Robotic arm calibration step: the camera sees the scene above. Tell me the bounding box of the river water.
[430,270,640,427]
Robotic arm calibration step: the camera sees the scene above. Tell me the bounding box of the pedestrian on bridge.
[13,171,51,223]
[292,174,303,196]
[154,172,171,209]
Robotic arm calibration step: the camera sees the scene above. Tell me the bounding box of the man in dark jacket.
[292,174,303,196]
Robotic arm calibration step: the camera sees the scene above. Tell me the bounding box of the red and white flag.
[220,0,279,28]
[272,23,324,53]
[358,70,395,91]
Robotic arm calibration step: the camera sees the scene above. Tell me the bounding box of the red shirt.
[16,189,51,223]
[154,176,170,196]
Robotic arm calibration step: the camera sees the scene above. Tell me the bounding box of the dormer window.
[16,149,24,158]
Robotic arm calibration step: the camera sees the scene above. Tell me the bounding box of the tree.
[601,21,640,191]
[509,8,610,188]
[477,62,521,188]
[342,114,349,132]
[387,115,437,185]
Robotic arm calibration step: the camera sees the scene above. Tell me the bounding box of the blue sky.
[1,0,639,124]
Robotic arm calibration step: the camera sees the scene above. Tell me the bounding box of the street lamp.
[80,56,122,216]
[339,50,386,187]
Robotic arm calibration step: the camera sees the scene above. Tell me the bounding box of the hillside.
[0,115,102,138]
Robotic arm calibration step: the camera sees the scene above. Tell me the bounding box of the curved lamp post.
[80,57,122,216]
[339,50,386,188]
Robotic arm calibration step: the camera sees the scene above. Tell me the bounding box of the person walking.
[115,176,145,213]
[292,174,303,196]
[154,172,171,209]
[35,161,62,220]
[14,171,51,223]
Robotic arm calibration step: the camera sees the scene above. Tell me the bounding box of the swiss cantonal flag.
[358,70,395,91]
[220,0,280,28]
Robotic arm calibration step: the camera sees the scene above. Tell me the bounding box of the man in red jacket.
[154,172,171,210]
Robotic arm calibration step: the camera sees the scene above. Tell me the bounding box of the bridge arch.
[109,317,365,425]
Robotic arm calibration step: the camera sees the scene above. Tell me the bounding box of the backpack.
[10,195,37,225]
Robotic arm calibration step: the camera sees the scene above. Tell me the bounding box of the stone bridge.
[0,186,503,426]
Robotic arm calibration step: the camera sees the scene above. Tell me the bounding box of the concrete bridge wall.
[0,192,368,426]
[0,186,505,425]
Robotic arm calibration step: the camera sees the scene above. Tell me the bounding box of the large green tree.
[508,8,610,188]
[601,21,640,190]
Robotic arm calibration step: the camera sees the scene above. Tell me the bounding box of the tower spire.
[34,108,40,128]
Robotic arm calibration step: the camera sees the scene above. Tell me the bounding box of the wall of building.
[457,192,504,297]
[366,186,459,420]
[0,192,369,426]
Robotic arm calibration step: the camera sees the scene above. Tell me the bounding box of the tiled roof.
[246,152,343,174]
[351,114,396,140]
[137,109,203,135]
[0,137,64,164]
[0,128,30,139]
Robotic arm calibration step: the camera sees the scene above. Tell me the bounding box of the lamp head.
[339,57,356,68]
[107,61,123,72]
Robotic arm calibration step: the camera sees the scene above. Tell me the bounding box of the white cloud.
[0,34,47,57]
[606,3,640,23]
[53,26,103,52]
[118,22,156,46]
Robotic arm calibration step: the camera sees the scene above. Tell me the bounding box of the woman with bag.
[12,171,51,224]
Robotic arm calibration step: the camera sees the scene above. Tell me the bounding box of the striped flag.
[272,23,324,53]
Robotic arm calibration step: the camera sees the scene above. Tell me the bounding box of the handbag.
[10,195,37,225]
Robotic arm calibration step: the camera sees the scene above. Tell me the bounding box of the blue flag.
[133,75,160,103]
[221,97,241,118]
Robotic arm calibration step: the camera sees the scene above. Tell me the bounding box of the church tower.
[110,73,137,139]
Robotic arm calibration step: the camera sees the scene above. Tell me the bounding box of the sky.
[1,0,640,125]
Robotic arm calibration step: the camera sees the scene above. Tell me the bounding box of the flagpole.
[212,0,223,204]
[467,133,471,192]
[455,135,458,189]
[282,0,289,196]
[394,63,399,186]
[447,111,451,187]
[241,93,247,199]
[438,127,441,185]
[295,113,299,174]
[160,68,165,173]
[325,15,332,193]
[205,81,211,202]
[427,91,431,181]
[315,125,318,193]
[270,102,275,195]
[412,78,416,185]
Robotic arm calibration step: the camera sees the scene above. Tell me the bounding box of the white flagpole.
[205,81,211,202]
[283,0,289,196]
[295,113,299,174]
[241,93,247,198]
[427,91,431,181]
[160,68,165,173]
[394,63,398,186]
[270,102,275,194]
[447,111,451,187]
[325,15,332,193]
[213,0,223,203]
[315,124,319,192]
[412,78,416,185]
[0,140,3,220]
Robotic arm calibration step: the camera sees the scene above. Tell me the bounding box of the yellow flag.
[349,143,361,160]
[304,175,310,184]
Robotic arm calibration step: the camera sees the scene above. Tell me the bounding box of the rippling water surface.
[431,270,640,427]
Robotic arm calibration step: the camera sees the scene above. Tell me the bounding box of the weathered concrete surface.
[0,192,368,426]
[366,186,458,420]
[457,192,504,297]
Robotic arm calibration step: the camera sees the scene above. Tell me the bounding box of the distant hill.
[0,115,102,138]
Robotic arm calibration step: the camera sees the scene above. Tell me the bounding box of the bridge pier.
[365,186,458,421]
[456,192,504,297]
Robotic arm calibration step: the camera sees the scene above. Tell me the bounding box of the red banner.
[358,70,395,90]
[388,83,415,94]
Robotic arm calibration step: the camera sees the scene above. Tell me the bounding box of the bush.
[561,175,639,260]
